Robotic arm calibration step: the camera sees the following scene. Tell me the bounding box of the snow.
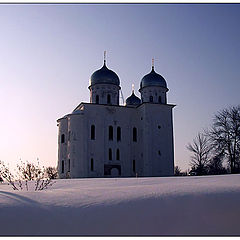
[0,174,240,236]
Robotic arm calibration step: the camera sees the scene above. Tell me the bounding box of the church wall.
[82,104,142,177]
[67,113,86,178]
[58,102,174,178]
[137,105,152,176]
[84,104,106,177]
[139,103,174,176]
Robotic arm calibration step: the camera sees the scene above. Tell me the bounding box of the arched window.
[109,148,112,160]
[96,95,99,104]
[133,127,137,142]
[61,160,64,173]
[68,159,70,172]
[91,158,94,171]
[91,125,95,140]
[61,134,65,143]
[116,149,120,160]
[149,96,153,102]
[109,126,113,140]
[158,96,162,103]
[117,127,121,141]
[133,160,136,173]
[107,94,111,104]
[68,131,71,141]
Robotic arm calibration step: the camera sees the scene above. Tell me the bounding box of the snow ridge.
[0,174,240,236]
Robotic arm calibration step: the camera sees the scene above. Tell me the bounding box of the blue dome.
[140,67,167,89]
[90,62,120,86]
[126,91,141,106]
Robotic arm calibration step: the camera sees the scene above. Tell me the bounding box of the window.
[109,126,113,140]
[91,158,94,171]
[61,160,64,173]
[158,150,161,156]
[158,96,162,103]
[133,160,136,173]
[149,96,153,102]
[133,127,137,142]
[91,125,95,140]
[116,149,120,160]
[68,159,70,172]
[158,125,161,129]
[61,134,65,143]
[68,131,71,141]
[96,95,99,104]
[107,94,111,104]
[109,148,112,160]
[117,127,121,141]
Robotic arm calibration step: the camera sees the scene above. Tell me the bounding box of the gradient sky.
[0,4,240,171]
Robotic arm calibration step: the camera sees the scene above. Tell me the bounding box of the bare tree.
[17,161,42,181]
[207,150,227,175]
[208,106,240,173]
[187,132,211,175]
[174,166,182,176]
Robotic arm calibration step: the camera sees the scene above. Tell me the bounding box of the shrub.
[0,160,55,191]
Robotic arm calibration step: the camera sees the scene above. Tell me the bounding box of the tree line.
[184,105,240,176]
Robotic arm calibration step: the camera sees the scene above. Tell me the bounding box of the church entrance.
[104,164,121,177]
[111,168,119,176]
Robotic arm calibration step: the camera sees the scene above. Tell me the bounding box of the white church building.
[57,55,175,178]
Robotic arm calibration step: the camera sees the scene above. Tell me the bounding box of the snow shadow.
[0,191,38,205]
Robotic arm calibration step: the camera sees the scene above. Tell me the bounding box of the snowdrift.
[0,174,240,236]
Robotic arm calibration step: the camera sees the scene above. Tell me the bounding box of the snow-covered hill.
[0,174,240,236]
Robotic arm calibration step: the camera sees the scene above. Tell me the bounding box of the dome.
[126,91,141,106]
[140,67,167,89]
[90,62,120,86]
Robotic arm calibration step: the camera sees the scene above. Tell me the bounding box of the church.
[57,54,175,178]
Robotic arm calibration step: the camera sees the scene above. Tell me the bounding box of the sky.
[0,3,239,172]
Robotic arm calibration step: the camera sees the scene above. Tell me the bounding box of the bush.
[0,160,55,191]
[0,175,4,183]
[45,167,58,179]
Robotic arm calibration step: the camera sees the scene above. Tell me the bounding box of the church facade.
[57,56,175,178]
